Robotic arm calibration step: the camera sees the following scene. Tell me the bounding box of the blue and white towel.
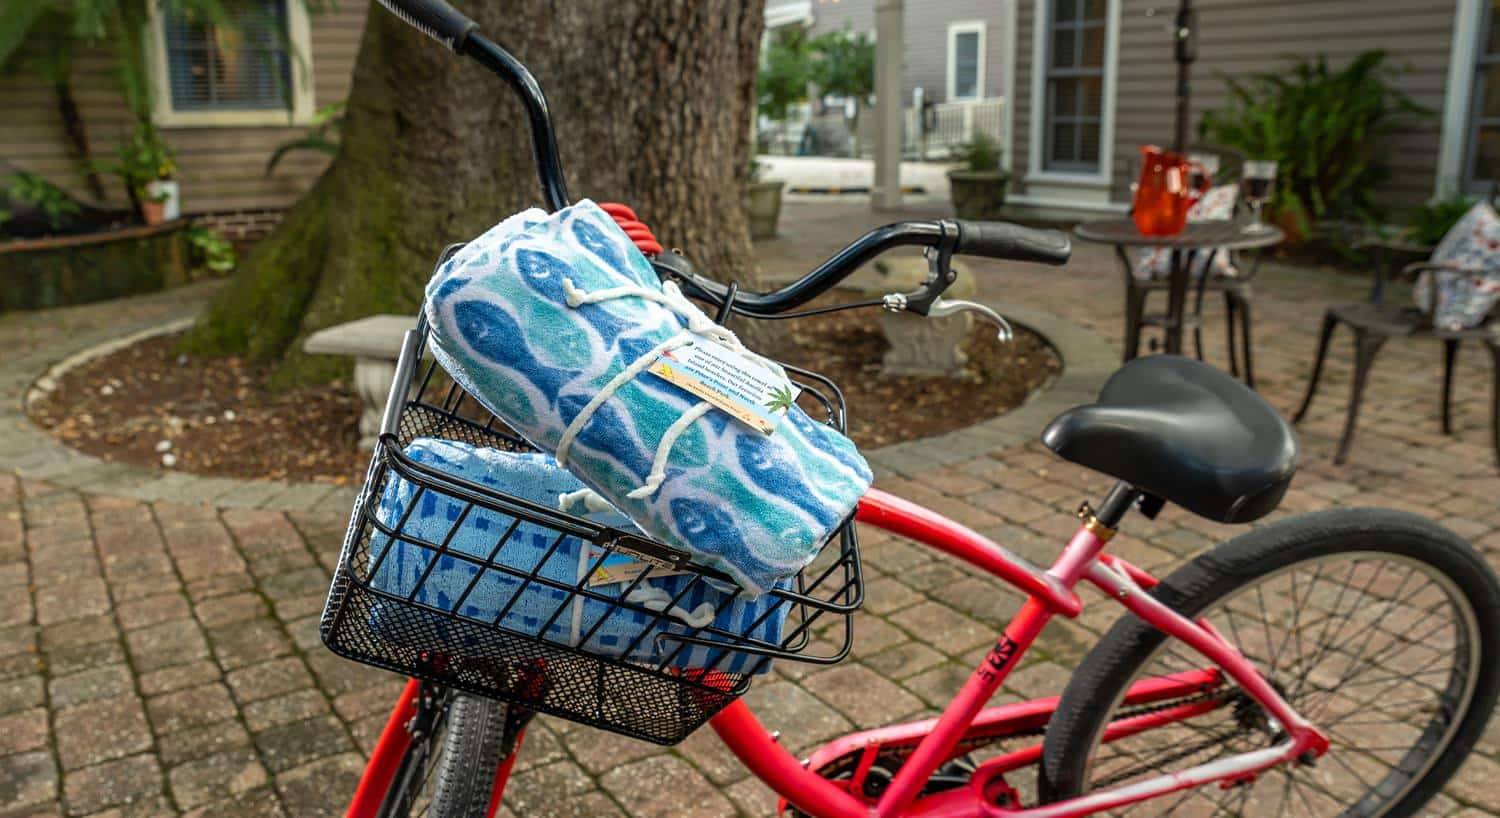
[368,438,783,674]
[423,199,871,594]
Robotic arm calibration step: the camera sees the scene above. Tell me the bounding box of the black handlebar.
[955,220,1071,265]
[376,0,477,53]
[657,219,1069,317]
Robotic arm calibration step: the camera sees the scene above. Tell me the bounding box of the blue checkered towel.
[367,438,783,674]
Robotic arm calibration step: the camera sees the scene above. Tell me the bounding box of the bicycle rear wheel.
[377,686,511,818]
[1039,508,1500,817]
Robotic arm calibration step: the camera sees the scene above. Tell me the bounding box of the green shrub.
[1407,195,1475,247]
[2,170,80,233]
[808,30,874,101]
[185,225,236,273]
[951,133,1002,173]
[758,28,811,121]
[1199,50,1430,235]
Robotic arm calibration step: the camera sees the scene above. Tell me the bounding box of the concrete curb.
[2,298,1113,510]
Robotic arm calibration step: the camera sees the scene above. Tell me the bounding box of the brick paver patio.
[3,199,1500,817]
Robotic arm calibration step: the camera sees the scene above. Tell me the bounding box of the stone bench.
[304,314,416,449]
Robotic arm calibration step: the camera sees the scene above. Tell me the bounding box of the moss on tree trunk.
[180,0,767,386]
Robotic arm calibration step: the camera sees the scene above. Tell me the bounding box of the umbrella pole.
[1173,0,1197,153]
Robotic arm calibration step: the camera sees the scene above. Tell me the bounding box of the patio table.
[1074,219,1284,361]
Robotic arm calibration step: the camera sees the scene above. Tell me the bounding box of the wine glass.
[1241,159,1278,233]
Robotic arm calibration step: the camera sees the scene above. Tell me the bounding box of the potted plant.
[111,124,178,225]
[748,159,784,240]
[947,133,1010,221]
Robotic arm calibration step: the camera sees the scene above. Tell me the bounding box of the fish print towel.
[423,199,871,594]
[368,438,785,674]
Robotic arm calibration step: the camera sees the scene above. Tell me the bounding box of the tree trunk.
[53,81,107,202]
[180,0,765,386]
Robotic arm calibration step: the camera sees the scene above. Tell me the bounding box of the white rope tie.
[556,275,788,498]
[557,488,615,514]
[622,586,716,629]
[553,332,691,469]
[627,401,713,500]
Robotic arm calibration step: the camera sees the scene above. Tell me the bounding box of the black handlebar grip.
[377,0,479,53]
[955,221,1072,266]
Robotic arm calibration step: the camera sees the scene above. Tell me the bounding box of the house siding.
[1011,0,1456,212]
[809,0,1013,105]
[2,1,368,216]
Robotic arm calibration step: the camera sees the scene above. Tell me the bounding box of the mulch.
[30,305,1058,483]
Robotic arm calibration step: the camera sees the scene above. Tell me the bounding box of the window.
[947,22,986,101]
[1042,0,1106,172]
[148,0,314,126]
[1468,0,1500,189]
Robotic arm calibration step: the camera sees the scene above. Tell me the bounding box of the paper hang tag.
[586,551,693,587]
[648,334,800,434]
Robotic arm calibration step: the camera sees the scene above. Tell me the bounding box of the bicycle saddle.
[1041,356,1297,524]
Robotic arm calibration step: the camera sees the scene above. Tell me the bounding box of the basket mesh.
[321,354,863,744]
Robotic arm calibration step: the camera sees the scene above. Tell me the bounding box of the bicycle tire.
[1038,507,1500,817]
[378,690,509,818]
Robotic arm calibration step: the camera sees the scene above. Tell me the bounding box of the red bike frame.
[348,487,1329,818]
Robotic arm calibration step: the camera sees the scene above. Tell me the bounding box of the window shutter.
[163,0,292,112]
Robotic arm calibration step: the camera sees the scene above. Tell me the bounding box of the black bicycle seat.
[1041,356,1297,524]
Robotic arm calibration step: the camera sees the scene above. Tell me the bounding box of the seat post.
[1094,482,1142,529]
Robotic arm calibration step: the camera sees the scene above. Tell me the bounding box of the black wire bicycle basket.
[321,295,864,745]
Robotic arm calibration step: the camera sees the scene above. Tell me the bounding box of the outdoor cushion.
[1133,185,1240,281]
[368,438,784,675]
[1414,200,1500,330]
[423,199,872,595]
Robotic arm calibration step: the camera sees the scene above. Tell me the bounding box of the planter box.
[749,180,785,240]
[0,218,191,311]
[948,169,1010,221]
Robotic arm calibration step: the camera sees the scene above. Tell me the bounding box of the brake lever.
[928,298,1015,343]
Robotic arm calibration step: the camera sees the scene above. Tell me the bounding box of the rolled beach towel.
[423,200,871,594]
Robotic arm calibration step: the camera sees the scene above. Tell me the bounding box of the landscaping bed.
[0,219,193,311]
[30,306,1058,482]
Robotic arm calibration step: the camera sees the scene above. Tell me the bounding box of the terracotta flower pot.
[140,199,167,226]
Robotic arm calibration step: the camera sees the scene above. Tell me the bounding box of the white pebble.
[223,410,237,421]
[99,385,115,396]
[161,453,178,467]
[154,440,173,453]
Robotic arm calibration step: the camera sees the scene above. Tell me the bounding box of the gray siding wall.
[808,0,1013,105]
[1011,0,1457,212]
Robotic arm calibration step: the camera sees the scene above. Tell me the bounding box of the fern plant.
[265,101,345,176]
[1199,50,1430,236]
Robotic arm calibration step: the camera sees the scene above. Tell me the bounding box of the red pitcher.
[1132,145,1210,236]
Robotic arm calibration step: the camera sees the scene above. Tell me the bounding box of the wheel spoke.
[1064,550,1480,818]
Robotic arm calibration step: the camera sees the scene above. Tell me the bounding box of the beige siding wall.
[1013,0,1457,212]
[2,1,368,215]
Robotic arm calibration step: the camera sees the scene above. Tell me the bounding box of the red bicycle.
[325,3,1500,816]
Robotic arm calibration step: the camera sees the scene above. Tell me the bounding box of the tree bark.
[180,0,765,386]
[53,81,107,202]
